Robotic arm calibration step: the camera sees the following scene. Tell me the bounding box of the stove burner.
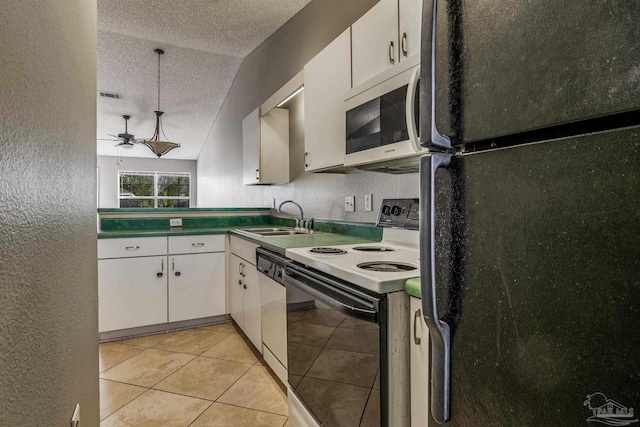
[353,246,396,252]
[309,247,348,255]
[357,262,417,273]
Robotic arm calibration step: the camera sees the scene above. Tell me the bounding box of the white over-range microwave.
[344,56,425,173]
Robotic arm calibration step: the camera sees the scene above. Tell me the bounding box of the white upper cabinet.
[351,0,422,88]
[242,107,290,185]
[399,0,423,61]
[351,0,399,87]
[303,29,351,172]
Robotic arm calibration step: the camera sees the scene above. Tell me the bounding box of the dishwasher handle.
[283,270,378,323]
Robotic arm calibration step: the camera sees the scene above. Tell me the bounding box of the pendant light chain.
[157,50,161,111]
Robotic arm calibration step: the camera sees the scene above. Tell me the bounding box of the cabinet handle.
[238,280,242,285]
[175,271,181,277]
[192,242,205,247]
[238,262,242,275]
[241,263,245,275]
[157,258,164,278]
[304,152,309,168]
[401,32,408,57]
[414,308,422,345]
[255,169,260,181]
[388,41,395,64]
[125,246,140,250]
[243,284,247,289]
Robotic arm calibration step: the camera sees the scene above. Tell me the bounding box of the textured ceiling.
[97,0,312,159]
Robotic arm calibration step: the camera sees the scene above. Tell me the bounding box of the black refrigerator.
[418,0,640,425]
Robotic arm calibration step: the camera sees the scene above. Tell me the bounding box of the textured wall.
[0,1,99,425]
[98,155,198,208]
[197,0,420,223]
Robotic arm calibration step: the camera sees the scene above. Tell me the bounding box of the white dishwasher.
[256,248,288,384]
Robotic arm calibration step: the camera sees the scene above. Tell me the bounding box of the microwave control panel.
[376,198,419,230]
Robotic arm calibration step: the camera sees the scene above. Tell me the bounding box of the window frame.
[118,170,191,208]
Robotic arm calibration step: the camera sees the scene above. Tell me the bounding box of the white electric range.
[285,198,420,294]
[282,198,420,427]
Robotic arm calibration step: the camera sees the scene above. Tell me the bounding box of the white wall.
[98,155,198,208]
[197,0,420,222]
[0,1,99,425]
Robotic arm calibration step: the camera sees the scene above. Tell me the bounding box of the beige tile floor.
[99,321,289,427]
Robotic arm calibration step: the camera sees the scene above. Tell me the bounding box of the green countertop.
[97,227,234,239]
[97,227,379,255]
[405,278,421,299]
[98,207,270,213]
[230,229,378,254]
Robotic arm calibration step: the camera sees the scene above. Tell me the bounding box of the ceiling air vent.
[99,91,122,99]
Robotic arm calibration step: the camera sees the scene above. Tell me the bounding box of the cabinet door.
[303,30,351,172]
[351,0,399,87]
[399,0,422,61]
[259,108,289,184]
[229,254,245,329]
[242,265,262,352]
[242,107,260,185]
[410,297,429,427]
[169,253,225,322]
[98,256,167,332]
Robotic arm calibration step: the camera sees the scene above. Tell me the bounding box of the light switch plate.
[364,194,372,211]
[345,196,355,212]
[170,218,182,227]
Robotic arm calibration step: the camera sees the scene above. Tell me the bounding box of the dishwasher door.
[259,273,287,368]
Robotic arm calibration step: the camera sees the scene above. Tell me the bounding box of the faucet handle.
[295,218,301,229]
[307,218,315,233]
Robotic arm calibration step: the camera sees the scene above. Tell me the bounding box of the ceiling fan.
[98,115,141,149]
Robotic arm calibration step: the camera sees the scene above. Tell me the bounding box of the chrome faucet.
[277,200,313,232]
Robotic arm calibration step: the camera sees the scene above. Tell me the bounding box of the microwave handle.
[406,65,421,152]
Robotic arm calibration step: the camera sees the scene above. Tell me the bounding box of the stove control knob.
[382,205,391,215]
[391,205,402,216]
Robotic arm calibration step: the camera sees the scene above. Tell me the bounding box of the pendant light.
[143,48,180,157]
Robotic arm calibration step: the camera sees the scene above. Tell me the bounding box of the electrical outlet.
[70,403,80,427]
[170,218,182,227]
[345,196,355,212]
[364,194,373,211]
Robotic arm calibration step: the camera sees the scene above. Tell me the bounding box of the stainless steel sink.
[238,227,312,237]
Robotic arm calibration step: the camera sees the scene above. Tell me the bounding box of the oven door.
[344,63,423,168]
[284,262,387,427]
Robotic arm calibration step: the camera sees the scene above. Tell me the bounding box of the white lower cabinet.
[229,252,262,352]
[98,235,226,334]
[168,253,226,322]
[98,256,168,332]
[410,296,429,427]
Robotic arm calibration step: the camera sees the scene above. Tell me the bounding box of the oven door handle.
[283,270,377,323]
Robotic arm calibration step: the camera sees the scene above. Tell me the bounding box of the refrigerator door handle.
[420,0,452,151]
[406,65,421,152]
[420,153,452,423]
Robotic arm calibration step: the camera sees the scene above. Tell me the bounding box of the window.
[119,171,190,208]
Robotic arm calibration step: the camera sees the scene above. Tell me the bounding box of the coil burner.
[309,247,348,255]
[356,262,417,272]
[352,246,396,252]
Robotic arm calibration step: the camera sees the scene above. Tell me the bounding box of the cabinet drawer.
[229,235,259,265]
[168,234,225,254]
[98,237,167,259]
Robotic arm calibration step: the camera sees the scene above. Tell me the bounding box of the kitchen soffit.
[97,0,312,160]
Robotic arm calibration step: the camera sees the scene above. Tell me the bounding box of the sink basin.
[238,227,313,237]
[259,230,310,236]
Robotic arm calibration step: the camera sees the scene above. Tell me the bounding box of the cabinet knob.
[157,272,163,278]
[238,280,242,285]
[175,271,181,277]
[243,284,247,289]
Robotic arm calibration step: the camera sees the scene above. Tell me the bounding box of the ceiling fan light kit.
[143,48,180,158]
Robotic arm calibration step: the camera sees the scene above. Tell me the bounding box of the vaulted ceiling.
[97,0,312,159]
